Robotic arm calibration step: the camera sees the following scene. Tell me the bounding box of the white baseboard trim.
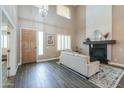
[109,62,124,68]
[18,62,22,66]
[37,57,59,63]
[15,65,18,75]
[14,62,21,76]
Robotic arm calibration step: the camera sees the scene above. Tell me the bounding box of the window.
[57,35,71,50]
[1,34,7,48]
[57,5,71,19]
[38,31,43,55]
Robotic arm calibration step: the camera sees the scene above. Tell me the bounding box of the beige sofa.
[59,51,100,78]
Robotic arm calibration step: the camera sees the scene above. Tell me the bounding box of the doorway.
[1,11,13,87]
[21,29,36,64]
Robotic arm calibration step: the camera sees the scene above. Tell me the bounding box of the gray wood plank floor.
[15,61,99,88]
[6,61,122,88]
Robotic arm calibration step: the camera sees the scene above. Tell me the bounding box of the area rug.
[88,64,124,88]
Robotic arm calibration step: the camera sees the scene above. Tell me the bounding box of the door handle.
[7,49,10,53]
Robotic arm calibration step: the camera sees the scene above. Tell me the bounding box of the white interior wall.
[86,5,112,40]
[0,7,2,88]
[86,5,112,60]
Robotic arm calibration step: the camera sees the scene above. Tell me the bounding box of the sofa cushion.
[62,51,90,64]
[74,53,90,64]
[62,51,78,56]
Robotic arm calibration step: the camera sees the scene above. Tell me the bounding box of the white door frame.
[20,27,45,65]
[1,6,17,76]
[20,27,40,65]
[0,6,2,88]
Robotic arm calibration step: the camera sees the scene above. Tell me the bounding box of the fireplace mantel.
[83,40,116,64]
[83,40,116,45]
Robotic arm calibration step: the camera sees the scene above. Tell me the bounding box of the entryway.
[21,29,36,64]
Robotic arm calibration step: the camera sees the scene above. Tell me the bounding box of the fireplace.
[83,40,116,64]
[90,44,108,64]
